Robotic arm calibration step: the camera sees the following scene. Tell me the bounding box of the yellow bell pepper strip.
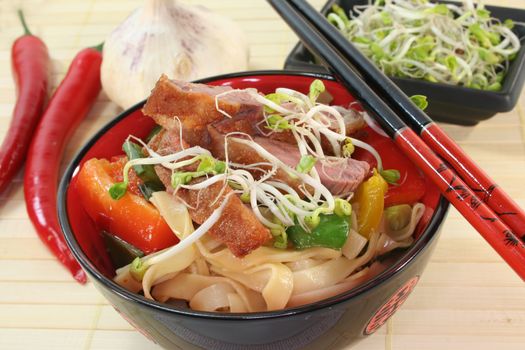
[353,170,388,238]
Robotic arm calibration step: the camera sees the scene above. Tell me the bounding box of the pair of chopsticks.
[268,0,525,280]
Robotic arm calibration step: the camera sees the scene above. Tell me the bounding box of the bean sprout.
[328,0,522,90]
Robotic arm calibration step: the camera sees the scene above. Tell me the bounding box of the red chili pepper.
[24,44,103,283]
[0,11,49,194]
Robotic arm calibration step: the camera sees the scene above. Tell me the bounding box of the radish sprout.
[328,0,522,90]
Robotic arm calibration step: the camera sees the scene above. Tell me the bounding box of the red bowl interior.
[65,73,442,278]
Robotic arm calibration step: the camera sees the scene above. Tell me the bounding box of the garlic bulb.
[101,0,249,109]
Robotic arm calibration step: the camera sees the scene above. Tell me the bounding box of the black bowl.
[58,71,449,349]
[284,0,525,125]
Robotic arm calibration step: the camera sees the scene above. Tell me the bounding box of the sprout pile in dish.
[328,0,522,90]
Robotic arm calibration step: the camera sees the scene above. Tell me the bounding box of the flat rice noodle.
[211,262,294,311]
[151,273,266,312]
[189,283,236,311]
[288,260,388,308]
[285,258,325,272]
[210,265,270,292]
[150,191,194,239]
[227,293,248,313]
[113,269,143,293]
[141,246,197,299]
[194,257,210,276]
[196,241,341,272]
[200,235,223,252]
[377,234,413,256]
[287,266,370,308]
[342,230,368,260]
[292,231,380,295]
[114,191,198,298]
[197,241,343,311]
[384,203,426,241]
[135,190,199,298]
[113,242,198,298]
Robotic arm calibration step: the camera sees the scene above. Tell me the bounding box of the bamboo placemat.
[0,0,524,349]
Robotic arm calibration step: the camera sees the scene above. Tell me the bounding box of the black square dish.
[284,0,525,125]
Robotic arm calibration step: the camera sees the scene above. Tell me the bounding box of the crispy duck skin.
[148,129,271,257]
[142,76,365,148]
[142,75,262,147]
[176,181,272,257]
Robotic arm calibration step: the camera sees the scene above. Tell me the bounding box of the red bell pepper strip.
[353,127,426,206]
[24,44,103,283]
[0,10,49,194]
[76,158,178,254]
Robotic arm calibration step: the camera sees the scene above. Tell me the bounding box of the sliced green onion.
[410,95,428,111]
[240,192,250,203]
[425,4,449,16]
[385,204,412,231]
[197,155,216,173]
[269,225,288,249]
[171,172,195,188]
[266,114,291,130]
[478,48,499,64]
[331,4,349,26]
[380,169,401,185]
[214,160,226,174]
[342,138,355,157]
[308,79,326,102]
[504,19,515,29]
[476,8,490,20]
[334,198,352,217]
[469,23,492,48]
[122,140,165,199]
[109,182,128,200]
[129,257,149,282]
[304,214,321,230]
[296,155,317,173]
[273,231,288,249]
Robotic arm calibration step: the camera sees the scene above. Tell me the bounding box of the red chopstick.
[285,0,525,244]
[268,0,525,280]
[420,126,525,241]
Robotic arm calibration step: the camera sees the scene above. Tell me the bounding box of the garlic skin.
[101,0,249,109]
